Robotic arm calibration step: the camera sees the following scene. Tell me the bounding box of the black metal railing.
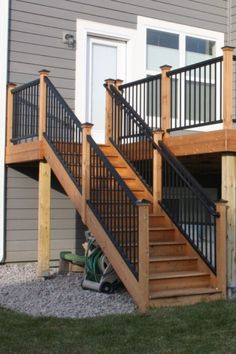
[107,84,154,190]
[119,74,162,130]
[12,79,40,143]
[167,56,223,131]
[157,141,219,273]
[88,135,140,278]
[44,77,83,190]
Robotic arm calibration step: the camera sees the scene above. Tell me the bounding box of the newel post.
[39,69,50,140]
[6,83,16,148]
[152,130,164,215]
[105,78,116,144]
[215,199,228,299]
[161,65,172,132]
[222,46,234,129]
[137,200,150,311]
[81,122,93,224]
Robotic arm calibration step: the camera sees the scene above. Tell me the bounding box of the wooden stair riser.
[149,215,171,227]
[149,292,223,308]
[149,274,210,292]
[150,243,186,257]
[149,258,198,273]
[149,229,176,242]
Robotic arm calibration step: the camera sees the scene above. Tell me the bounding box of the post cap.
[8,82,16,88]
[115,79,123,86]
[39,69,50,75]
[160,64,172,71]
[221,46,235,52]
[136,199,151,206]
[81,122,94,129]
[216,198,228,204]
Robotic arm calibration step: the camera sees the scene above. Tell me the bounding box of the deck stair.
[5,73,227,310]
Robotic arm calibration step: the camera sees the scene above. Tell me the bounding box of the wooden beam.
[222,46,234,129]
[221,154,236,295]
[138,201,150,311]
[38,69,50,140]
[37,161,51,277]
[6,83,16,148]
[81,123,93,224]
[5,141,43,164]
[161,65,172,132]
[104,79,116,144]
[153,130,164,214]
[215,200,227,298]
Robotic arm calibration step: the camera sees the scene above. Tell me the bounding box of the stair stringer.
[42,138,147,310]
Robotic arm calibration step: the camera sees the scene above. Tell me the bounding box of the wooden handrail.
[160,65,172,132]
[222,46,234,129]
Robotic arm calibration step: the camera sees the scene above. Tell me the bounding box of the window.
[186,36,215,65]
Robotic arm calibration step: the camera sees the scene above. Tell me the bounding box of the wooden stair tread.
[149,241,186,246]
[150,287,222,300]
[149,270,209,280]
[149,255,198,262]
[149,227,175,231]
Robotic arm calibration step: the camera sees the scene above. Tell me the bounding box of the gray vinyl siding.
[8,0,228,111]
[5,166,86,263]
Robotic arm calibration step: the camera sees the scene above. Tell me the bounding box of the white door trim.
[75,19,136,123]
[0,0,10,262]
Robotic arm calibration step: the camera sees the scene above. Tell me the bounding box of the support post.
[152,130,164,215]
[221,153,236,296]
[39,69,50,140]
[38,161,51,277]
[6,83,16,148]
[215,200,227,299]
[161,65,172,132]
[137,200,150,311]
[81,123,93,224]
[105,79,116,144]
[222,46,234,129]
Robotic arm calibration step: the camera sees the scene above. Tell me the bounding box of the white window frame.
[0,0,10,262]
[75,19,136,122]
[136,16,224,78]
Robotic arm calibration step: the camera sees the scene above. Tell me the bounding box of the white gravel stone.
[0,263,137,318]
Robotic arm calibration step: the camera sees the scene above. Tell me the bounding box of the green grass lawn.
[1,300,236,354]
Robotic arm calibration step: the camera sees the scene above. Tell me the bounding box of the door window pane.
[91,43,117,129]
[186,36,215,65]
[146,29,179,71]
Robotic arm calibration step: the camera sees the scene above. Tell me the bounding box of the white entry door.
[87,36,126,143]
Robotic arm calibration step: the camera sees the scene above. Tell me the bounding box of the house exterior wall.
[8,0,228,110]
[5,0,229,263]
[5,166,86,262]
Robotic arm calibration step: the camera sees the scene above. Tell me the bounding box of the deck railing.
[167,56,223,131]
[119,74,162,130]
[107,84,154,190]
[44,77,83,191]
[157,141,219,272]
[11,79,40,143]
[88,135,144,278]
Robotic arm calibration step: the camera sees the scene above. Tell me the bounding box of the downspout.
[0,0,10,263]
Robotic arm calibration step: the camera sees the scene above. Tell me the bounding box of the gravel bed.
[0,263,137,318]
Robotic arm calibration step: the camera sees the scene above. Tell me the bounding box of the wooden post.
[152,130,164,215]
[215,200,228,298]
[222,46,234,129]
[81,122,93,224]
[137,200,150,311]
[105,78,116,144]
[161,65,172,132]
[38,161,51,277]
[221,153,236,295]
[38,69,50,140]
[6,83,16,148]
